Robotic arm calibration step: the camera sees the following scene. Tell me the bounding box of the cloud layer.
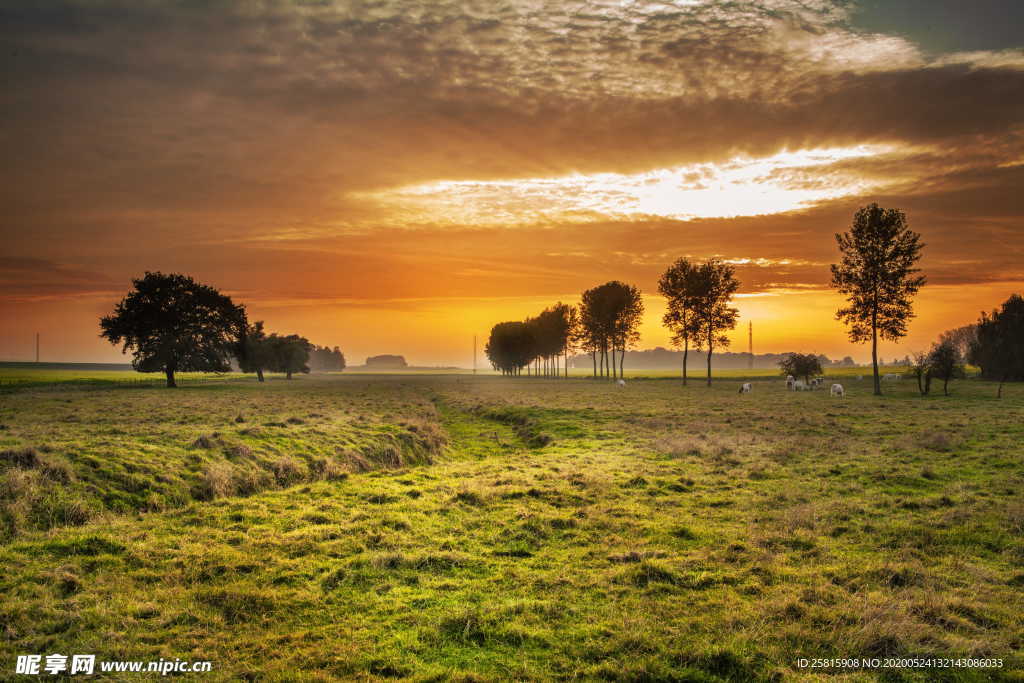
[1,0,1022,362]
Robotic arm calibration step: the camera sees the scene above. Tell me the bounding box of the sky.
[1,0,1022,367]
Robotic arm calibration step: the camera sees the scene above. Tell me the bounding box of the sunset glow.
[1,0,1022,366]
[357,146,897,226]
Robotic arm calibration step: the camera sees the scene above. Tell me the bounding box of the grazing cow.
[856,375,863,381]
[793,380,807,391]
[830,383,845,397]
[616,379,625,387]
[739,382,752,394]
[786,375,795,390]
[883,373,901,382]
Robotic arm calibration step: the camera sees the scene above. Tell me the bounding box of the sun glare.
[355,145,896,227]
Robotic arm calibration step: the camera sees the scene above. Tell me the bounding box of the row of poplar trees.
[485,264,744,384]
[484,281,647,379]
[484,202,933,391]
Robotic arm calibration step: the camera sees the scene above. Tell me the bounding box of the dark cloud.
[0,0,1021,361]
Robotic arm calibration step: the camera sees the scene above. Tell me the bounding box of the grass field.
[1,372,1021,680]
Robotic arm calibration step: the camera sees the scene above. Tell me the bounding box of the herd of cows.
[611,371,912,397]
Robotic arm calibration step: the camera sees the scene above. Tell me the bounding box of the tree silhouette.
[579,281,643,379]
[237,320,273,382]
[100,272,247,388]
[778,352,822,384]
[927,340,964,396]
[268,334,312,379]
[310,345,346,372]
[969,293,1024,397]
[659,258,701,385]
[485,321,534,375]
[938,324,977,360]
[690,260,739,386]
[830,203,925,396]
[909,351,933,396]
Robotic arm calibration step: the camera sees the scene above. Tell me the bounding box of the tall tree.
[100,272,247,388]
[969,293,1024,397]
[564,305,579,378]
[579,281,643,379]
[927,340,964,396]
[485,321,534,376]
[690,260,740,386]
[938,324,977,362]
[237,320,273,382]
[659,258,701,385]
[909,351,932,396]
[830,203,926,396]
[269,334,312,379]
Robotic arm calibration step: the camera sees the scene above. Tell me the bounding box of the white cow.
[786,375,795,390]
[793,380,807,391]
[883,373,900,382]
[739,382,752,394]
[856,375,863,381]
[830,383,845,397]
[617,379,626,387]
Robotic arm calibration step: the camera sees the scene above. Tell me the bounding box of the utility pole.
[748,321,753,369]
[473,335,477,375]
[36,333,40,363]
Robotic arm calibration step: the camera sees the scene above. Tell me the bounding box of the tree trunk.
[286,371,293,380]
[165,365,177,388]
[619,346,624,378]
[943,377,949,396]
[682,340,688,386]
[871,309,881,396]
[257,368,264,383]
[706,337,713,387]
[998,374,1006,398]
[591,351,596,377]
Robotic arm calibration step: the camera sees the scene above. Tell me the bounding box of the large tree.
[269,334,312,379]
[658,258,701,385]
[927,340,964,396]
[830,203,926,396]
[938,324,977,360]
[485,321,536,375]
[778,352,822,384]
[579,281,643,380]
[690,260,740,386]
[969,293,1024,397]
[237,320,273,382]
[100,272,247,387]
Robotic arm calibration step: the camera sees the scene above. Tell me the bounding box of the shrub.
[271,456,305,486]
[199,462,236,500]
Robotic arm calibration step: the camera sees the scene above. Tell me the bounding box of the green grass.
[1,373,1021,680]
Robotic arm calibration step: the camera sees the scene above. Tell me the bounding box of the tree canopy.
[969,293,1024,397]
[690,260,740,386]
[269,334,312,379]
[778,352,822,384]
[658,258,701,385]
[100,272,247,387]
[579,281,644,379]
[927,340,964,396]
[830,203,925,395]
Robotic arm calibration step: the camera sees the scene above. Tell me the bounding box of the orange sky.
[2,1,1022,366]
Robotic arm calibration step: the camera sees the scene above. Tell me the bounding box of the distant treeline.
[567,348,858,370]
